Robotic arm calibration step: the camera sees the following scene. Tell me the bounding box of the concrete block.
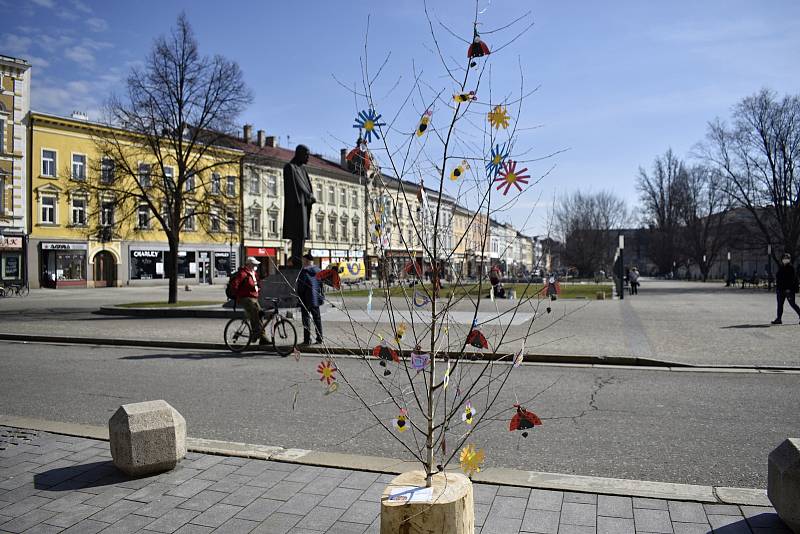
[768,438,800,533]
[108,400,186,476]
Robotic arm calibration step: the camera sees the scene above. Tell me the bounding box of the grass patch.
[339,282,612,300]
[117,300,224,308]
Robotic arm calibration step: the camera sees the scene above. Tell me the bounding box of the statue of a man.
[282,145,316,267]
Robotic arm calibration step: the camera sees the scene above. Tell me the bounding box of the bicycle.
[224,297,297,356]
[2,284,29,297]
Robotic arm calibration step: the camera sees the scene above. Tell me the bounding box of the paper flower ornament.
[509,404,542,438]
[317,360,337,386]
[459,443,485,476]
[450,160,470,181]
[487,105,510,130]
[353,109,386,143]
[392,409,409,433]
[453,91,477,103]
[416,110,432,137]
[494,160,530,195]
[462,401,477,425]
[486,143,509,177]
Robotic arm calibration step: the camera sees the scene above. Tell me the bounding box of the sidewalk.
[0,426,790,534]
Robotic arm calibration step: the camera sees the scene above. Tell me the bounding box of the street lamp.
[726,251,732,287]
[702,254,707,282]
[618,234,625,300]
[767,244,772,290]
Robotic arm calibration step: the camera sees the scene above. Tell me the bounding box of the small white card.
[387,486,433,504]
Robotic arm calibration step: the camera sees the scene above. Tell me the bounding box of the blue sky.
[4,0,799,235]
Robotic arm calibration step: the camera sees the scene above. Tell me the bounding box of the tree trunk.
[168,235,180,304]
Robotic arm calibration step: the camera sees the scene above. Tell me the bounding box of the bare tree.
[553,190,627,276]
[636,149,689,274]
[87,14,252,302]
[699,89,800,264]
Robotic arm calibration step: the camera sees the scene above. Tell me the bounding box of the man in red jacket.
[231,257,268,344]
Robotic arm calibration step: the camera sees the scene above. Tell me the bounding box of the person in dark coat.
[283,145,316,267]
[296,253,324,344]
[772,253,800,325]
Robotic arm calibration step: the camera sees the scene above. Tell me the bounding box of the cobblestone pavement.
[0,426,791,533]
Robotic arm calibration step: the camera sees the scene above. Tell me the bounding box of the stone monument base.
[260,268,301,309]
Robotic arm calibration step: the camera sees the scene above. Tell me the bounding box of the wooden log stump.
[381,470,474,534]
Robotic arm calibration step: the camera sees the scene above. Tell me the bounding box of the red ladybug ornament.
[509,405,542,438]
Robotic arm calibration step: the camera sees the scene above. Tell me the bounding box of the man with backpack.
[228,257,268,345]
[296,253,323,344]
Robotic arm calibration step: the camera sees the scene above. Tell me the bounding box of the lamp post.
[702,254,707,282]
[726,251,732,286]
[767,244,772,290]
[618,234,625,300]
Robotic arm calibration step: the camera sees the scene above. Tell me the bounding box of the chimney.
[257,130,266,148]
[340,148,348,170]
[243,124,253,143]
[265,136,278,148]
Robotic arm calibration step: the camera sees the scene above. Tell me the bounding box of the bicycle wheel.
[224,318,252,353]
[2,286,11,298]
[271,318,297,357]
[18,286,29,297]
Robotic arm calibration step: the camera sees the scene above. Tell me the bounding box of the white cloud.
[64,45,95,64]
[29,0,55,7]
[27,55,51,69]
[0,34,34,56]
[86,17,108,32]
[72,0,92,13]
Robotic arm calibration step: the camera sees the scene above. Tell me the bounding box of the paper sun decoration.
[317,360,337,386]
[416,110,432,137]
[450,160,470,181]
[462,401,477,425]
[459,443,485,476]
[392,409,409,433]
[486,142,510,177]
[316,267,341,290]
[453,91,477,103]
[353,109,386,143]
[509,405,542,438]
[410,350,430,371]
[467,328,489,350]
[494,160,530,196]
[487,105,511,130]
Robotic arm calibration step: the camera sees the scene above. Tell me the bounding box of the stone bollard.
[768,438,800,533]
[109,400,186,476]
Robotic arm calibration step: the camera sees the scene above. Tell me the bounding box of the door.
[93,251,116,287]
[197,253,211,284]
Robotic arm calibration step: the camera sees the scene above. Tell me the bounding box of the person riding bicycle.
[230,257,268,345]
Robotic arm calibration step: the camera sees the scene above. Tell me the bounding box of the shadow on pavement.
[720,324,771,329]
[33,460,135,490]
[717,513,791,532]
[119,351,284,360]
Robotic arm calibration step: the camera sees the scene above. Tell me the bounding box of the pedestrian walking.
[629,267,640,295]
[297,252,324,344]
[229,257,268,345]
[771,253,800,325]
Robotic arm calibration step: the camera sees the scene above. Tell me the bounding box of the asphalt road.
[1,340,797,489]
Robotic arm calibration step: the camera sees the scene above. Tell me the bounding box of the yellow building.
[27,111,242,288]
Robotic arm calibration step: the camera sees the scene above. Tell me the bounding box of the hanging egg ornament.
[416,110,432,137]
[453,91,477,103]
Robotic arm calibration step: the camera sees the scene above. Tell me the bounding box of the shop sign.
[132,250,161,258]
[311,249,329,257]
[246,247,276,257]
[331,249,348,257]
[0,237,23,250]
[42,242,88,251]
[350,249,364,258]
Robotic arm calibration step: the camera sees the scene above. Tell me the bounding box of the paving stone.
[3,484,42,503]
[233,461,272,478]
[521,508,559,533]
[40,490,93,512]
[136,495,186,518]
[497,485,532,499]
[266,462,300,473]
[0,508,57,533]
[220,485,266,506]
[529,489,564,511]
[707,513,752,533]
[295,505,345,531]
[179,490,227,512]
[563,492,597,504]
[189,503,242,528]
[751,528,792,534]
[283,465,325,484]
[99,512,155,533]
[166,478,215,499]
[115,477,156,490]
[560,502,596,527]
[302,476,344,496]
[490,495,529,519]
[319,467,351,479]
[475,502,490,527]
[83,487,136,508]
[126,482,173,503]
[16,522,63,534]
[668,501,708,524]
[633,497,669,510]
[89,499,143,523]
[482,513,523,534]
[141,507,199,533]
[260,481,305,501]
[326,522,369,534]
[633,507,673,533]
[44,503,102,528]
[597,494,633,518]
[0,494,51,517]
[704,504,741,516]
[212,517,259,533]
[319,487,363,509]
[285,528,322,534]
[473,483,499,504]
[671,522,713,534]
[277,491,324,515]
[221,457,250,466]
[249,512,301,533]
[597,515,635,534]
[185,455,225,471]
[172,524,213,534]
[194,463,239,482]
[234,498,283,521]
[159,467,204,486]
[207,474,251,493]
[248,470,291,489]
[740,506,786,529]
[339,499,379,525]
[556,525,595,534]
[339,471,379,490]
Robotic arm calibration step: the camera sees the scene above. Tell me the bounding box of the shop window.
[267,173,277,196]
[41,195,56,224]
[250,209,261,236]
[56,252,85,281]
[138,163,151,188]
[137,204,150,229]
[101,158,115,183]
[226,176,235,196]
[211,173,220,194]
[100,201,114,227]
[268,211,278,237]
[42,150,56,177]
[71,198,87,226]
[71,154,86,181]
[165,250,196,279]
[130,250,164,280]
[214,252,232,277]
[2,253,21,280]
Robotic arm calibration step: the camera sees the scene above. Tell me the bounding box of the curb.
[96,305,236,319]
[0,414,770,506]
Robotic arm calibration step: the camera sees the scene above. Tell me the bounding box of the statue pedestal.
[259,268,300,309]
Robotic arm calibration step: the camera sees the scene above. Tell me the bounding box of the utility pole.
[618,234,625,300]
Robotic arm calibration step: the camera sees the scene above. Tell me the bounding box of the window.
[101,158,115,183]
[0,175,4,215]
[317,186,324,204]
[328,185,335,204]
[316,215,324,239]
[250,209,261,236]
[352,219,359,242]
[41,196,56,223]
[328,215,337,241]
[163,166,173,190]
[226,176,235,196]
[71,198,86,225]
[340,188,347,207]
[211,173,220,194]
[210,210,220,232]
[268,211,278,236]
[0,119,5,153]
[185,172,195,192]
[138,163,151,188]
[351,189,358,209]
[100,201,114,227]
[226,211,236,233]
[71,154,86,181]
[267,173,277,196]
[137,204,150,229]
[184,206,195,231]
[340,216,348,241]
[398,202,403,219]
[161,204,171,230]
[42,150,56,177]
[249,171,260,194]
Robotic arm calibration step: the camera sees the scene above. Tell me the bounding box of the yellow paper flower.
[459,443,485,476]
[487,105,510,129]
